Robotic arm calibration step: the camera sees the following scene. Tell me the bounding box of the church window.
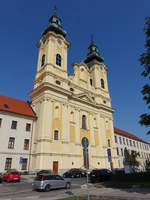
[56,80,61,85]
[90,79,93,86]
[41,54,45,67]
[82,115,87,130]
[101,78,105,89]
[54,130,59,140]
[56,54,61,67]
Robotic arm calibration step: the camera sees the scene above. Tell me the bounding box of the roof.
[114,127,149,144]
[0,95,36,118]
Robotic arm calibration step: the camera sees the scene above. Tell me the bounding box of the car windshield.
[9,172,19,175]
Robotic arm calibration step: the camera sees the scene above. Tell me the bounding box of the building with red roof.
[0,95,36,172]
[114,127,150,171]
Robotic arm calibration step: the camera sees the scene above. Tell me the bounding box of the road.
[1,177,150,200]
[0,177,87,200]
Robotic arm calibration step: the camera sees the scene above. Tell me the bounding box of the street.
[0,177,87,200]
[1,177,150,200]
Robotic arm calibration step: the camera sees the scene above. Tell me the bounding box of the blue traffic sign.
[19,157,23,164]
[82,137,89,148]
[107,148,112,163]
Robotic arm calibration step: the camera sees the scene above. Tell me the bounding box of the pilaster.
[90,114,95,145]
[62,103,69,142]
[75,109,80,144]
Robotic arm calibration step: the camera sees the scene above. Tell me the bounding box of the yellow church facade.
[29,9,118,173]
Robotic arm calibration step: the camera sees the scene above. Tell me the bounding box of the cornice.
[38,31,70,48]
[33,152,82,157]
[34,69,111,102]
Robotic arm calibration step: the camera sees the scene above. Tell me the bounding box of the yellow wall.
[70,125,75,143]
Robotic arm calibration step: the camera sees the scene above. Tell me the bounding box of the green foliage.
[145,159,150,171]
[140,17,150,134]
[128,151,140,168]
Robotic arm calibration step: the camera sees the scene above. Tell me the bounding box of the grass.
[61,196,126,200]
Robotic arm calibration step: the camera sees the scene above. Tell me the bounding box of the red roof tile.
[0,95,36,118]
[114,127,148,144]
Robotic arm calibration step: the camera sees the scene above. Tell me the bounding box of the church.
[29,8,118,174]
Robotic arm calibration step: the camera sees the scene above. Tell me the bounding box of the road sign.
[19,157,23,165]
[81,137,89,148]
[107,148,112,163]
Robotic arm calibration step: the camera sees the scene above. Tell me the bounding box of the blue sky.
[0,0,150,142]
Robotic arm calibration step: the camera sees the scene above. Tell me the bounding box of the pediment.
[75,93,95,103]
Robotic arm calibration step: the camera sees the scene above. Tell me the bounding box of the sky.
[0,0,150,142]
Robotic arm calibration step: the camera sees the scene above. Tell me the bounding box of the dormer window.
[41,54,45,67]
[101,78,105,89]
[56,54,61,67]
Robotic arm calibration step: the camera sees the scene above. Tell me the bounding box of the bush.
[111,172,150,182]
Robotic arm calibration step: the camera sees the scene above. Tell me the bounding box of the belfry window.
[41,54,45,67]
[54,130,59,140]
[56,54,61,67]
[82,115,87,130]
[101,78,105,89]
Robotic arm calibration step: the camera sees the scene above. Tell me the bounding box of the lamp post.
[82,137,90,200]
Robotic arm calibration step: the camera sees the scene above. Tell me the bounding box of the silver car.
[32,174,71,191]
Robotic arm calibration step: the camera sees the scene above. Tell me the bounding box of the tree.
[139,17,150,134]
[128,151,140,171]
[145,159,150,171]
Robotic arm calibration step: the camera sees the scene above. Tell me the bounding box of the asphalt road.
[0,177,87,200]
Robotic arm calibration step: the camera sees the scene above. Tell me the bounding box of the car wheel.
[45,184,51,192]
[65,183,71,189]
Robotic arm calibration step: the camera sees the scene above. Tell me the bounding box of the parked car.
[3,170,21,182]
[0,173,2,183]
[32,174,71,191]
[112,168,125,175]
[63,168,86,178]
[37,170,53,176]
[90,169,112,183]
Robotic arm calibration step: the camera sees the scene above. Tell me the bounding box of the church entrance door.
[53,161,58,174]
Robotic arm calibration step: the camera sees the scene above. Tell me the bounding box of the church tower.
[30,8,118,172]
[34,7,70,90]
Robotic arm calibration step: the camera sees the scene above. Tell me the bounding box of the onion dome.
[84,36,104,64]
[42,6,66,38]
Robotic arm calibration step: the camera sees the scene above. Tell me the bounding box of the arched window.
[41,54,45,67]
[56,54,61,67]
[101,78,105,89]
[82,115,86,129]
[54,130,59,140]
